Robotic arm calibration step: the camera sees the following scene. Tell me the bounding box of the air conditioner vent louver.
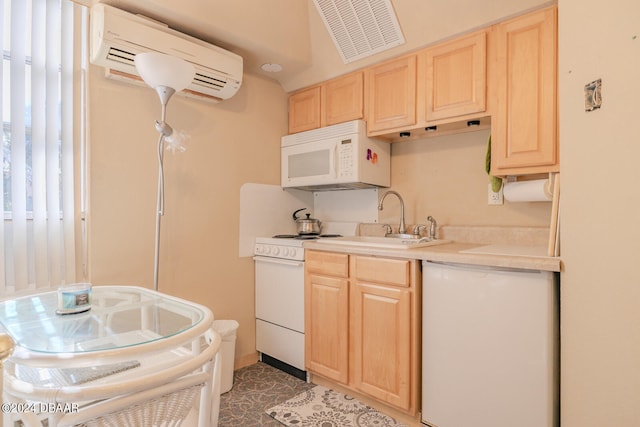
[106,47,135,65]
[313,0,405,64]
[194,73,226,91]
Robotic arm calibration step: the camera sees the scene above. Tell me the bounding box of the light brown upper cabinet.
[288,72,364,134]
[288,85,321,134]
[366,55,417,134]
[366,35,489,140]
[490,5,558,176]
[323,71,364,126]
[424,29,488,122]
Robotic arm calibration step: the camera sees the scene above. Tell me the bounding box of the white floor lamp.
[134,52,195,291]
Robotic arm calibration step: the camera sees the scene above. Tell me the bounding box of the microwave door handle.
[331,145,338,178]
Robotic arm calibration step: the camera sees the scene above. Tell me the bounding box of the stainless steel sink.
[315,235,450,249]
[383,233,422,239]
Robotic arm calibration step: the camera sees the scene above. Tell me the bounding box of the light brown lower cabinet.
[305,265,349,384]
[305,250,420,415]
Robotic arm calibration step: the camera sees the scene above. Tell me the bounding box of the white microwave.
[281,120,390,191]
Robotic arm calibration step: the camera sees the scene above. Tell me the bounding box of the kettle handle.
[292,208,307,221]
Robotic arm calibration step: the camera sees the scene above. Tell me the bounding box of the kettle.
[293,208,322,235]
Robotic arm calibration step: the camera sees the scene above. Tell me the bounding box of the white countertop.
[303,240,561,272]
[459,244,549,257]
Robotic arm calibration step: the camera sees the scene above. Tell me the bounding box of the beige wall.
[86,67,552,369]
[559,0,640,425]
[381,129,552,228]
[87,67,287,363]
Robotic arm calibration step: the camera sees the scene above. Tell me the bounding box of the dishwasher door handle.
[424,260,541,274]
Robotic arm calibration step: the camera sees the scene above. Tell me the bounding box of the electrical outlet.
[488,183,503,205]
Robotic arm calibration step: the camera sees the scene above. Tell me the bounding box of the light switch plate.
[488,183,504,205]
[585,79,602,111]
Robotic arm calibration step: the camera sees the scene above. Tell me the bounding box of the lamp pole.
[152,86,176,292]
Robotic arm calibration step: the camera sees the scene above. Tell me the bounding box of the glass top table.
[0,286,220,426]
[0,285,213,360]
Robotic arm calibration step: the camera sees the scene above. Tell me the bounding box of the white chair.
[57,370,210,427]
[2,331,221,427]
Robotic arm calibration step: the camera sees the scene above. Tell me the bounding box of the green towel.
[485,134,503,192]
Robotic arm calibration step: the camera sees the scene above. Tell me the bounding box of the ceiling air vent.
[313,0,405,64]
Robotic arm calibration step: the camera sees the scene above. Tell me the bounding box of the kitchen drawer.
[353,256,410,287]
[306,250,349,278]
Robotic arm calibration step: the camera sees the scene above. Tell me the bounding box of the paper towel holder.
[503,173,558,203]
[505,172,556,191]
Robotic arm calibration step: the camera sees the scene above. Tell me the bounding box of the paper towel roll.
[503,179,552,202]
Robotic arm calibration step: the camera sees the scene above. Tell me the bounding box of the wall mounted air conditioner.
[90,4,243,102]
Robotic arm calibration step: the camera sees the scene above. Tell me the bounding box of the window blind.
[1,0,85,295]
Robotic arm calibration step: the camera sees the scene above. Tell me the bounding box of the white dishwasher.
[421,261,559,427]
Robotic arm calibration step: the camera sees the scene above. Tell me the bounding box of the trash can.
[213,320,239,394]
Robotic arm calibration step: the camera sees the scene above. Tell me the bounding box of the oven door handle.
[253,256,304,267]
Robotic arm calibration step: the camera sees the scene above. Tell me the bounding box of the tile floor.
[218,362,314,426]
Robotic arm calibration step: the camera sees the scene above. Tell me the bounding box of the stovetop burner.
[272,234,342,240]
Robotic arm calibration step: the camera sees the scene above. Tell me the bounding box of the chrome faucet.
[413,216,438,239]
[412,224,427,236]
[427,215,438,240]
[378,190,406,234]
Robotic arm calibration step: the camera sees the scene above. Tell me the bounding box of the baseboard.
[234,352,259,370]
[260,353,307,381]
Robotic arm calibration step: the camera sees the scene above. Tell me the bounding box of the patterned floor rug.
[266,385,409,427]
